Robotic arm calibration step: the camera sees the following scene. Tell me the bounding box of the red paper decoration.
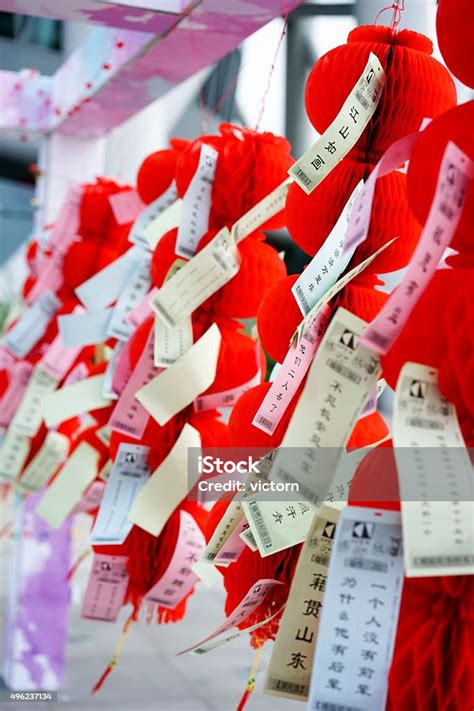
[437,0,474,89]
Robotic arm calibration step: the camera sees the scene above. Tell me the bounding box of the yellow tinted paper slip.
[10,366,57,438]
[42,374,111,428]
[0,429,30,482]
[393,363,474,577]
[290,53,386,194]
[149,228,240,328]
[144,198,182,250]
[19,431,69,492]
[129,424,201,537]
[36,442,100,529]
[264,506,339,701]
[136,324,221,426]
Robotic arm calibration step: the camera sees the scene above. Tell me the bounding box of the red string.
[374,0,405,30]
[255,13,289,132]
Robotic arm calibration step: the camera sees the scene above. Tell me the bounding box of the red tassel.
[91,610,136,693]
[235,647,263,711]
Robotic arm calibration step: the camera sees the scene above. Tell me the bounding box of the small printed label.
[81,554,129,622]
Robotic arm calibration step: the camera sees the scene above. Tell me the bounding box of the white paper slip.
[1,291,61,358]
[239,525,258,552]
[293,238,396,344]
[191,560,223,588]
[178,578,284,655]
[290,53,386,195]
[176,143,218,259]
[107,251,151,341]
[243,499,316,558]
[18,431,69,492]
[231,179,292,243]
[201,501,244,563]
[308,506,404,711]
[102,341,124,400]
[129,182,179,249]
[149,228,240,328]
[128,424,201,537]
[154,314,194,367]
[58,308,112,348]
[42,374,111,428]
[35,442,100,529]
[264,506,339,701]
[81,554,129,623]
[9,366,57,438]
[144,198,182,251]
[89,443,150,546]
[0,429,31,483]
[393,363,474,577]
[75,247,140,311]
[136,323,221,426]
[292,182,362,315]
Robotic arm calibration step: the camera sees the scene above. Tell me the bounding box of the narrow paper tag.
[136,324,221,426]
[290,53,385,195]
[109,189,145,225]
[361,142,474,355]
[245,308,381,556]
[18,431,69,492]
[75,248,140,312]
[9,366,57,438]
[201,501,244,563]
[58,308,112,347]
[176,143,218,259]
[213,515,249,564]
[292,182,362,315]
[294,238,396,344]
[35,442,100,529]
[42,374,111,428]
[149,229,240,328]
[393,363,474,577]
[80,554,129,623]
[231,179,292,243]
[107,250,151,341]
[239,525,258,552]
[145,510,205,608]
[39,334,81,382]
[252,306,331,435]
[144,198,182,251]
[108,328,161,439]
[0,361,34,428]
[307,506,403,711]
[129,424,201,537]
[154,314,194,367]
[129,182,179,249]
[89,443,150,545]
[264,506,339,701]
[178,578,284,655]
[343,132,418,255]
[0,429,31,483]
[1,291,60,358]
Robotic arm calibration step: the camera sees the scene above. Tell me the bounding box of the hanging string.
[374,0,405,30]
[91,609,137,693]
[255,12,289,132]
[235,646,264,711]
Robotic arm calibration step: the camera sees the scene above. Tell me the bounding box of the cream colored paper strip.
[42,374,111,428]
[264,506,339,701]
[18,431,69,492]
[128,424,201,537]
[290,53,385,194]
[136,324,221,426]
[35,442,100,529]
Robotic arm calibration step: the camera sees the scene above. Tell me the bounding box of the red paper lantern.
[406,101,474,258]
[175,123,293,229]
[437,0,474,89]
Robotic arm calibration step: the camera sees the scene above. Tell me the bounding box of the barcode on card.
[413,554,474,567]
[218,551,238,560]
[364,330,389,349]
[406,417,444,430]
[344,558,388,573]
[257,415,274,432]
[248,502,272,549]
[294,285,311,314]
[327,359,361,384]
[266,678,308,696]
[314,703,364,711]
